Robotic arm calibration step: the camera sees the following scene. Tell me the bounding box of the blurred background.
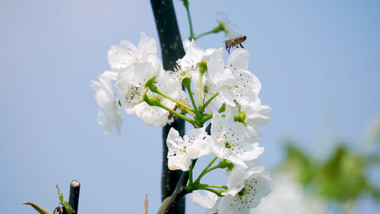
[0,0,379,213]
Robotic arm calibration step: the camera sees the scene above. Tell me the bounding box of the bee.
[224,35,247,54]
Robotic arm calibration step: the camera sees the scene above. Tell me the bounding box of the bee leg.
[226,46,231,53]
[240,44,244,48]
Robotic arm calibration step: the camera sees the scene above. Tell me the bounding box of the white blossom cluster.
[92,33,272,213]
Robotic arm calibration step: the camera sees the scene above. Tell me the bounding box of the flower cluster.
[92,33,272,213]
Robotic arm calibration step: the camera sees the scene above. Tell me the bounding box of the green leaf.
[56,185,73,214]
[23,202,52,214]
[283,142,318,186]
[316,144,368,202]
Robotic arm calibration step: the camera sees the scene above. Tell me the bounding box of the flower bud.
[197,61,207,75]
[143,93,160,106]
[145,76,158,93]
[182,77,192,89]
[234,110,247,125]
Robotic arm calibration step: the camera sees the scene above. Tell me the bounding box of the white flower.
[216,12,241,39]
[175,40,223,82]
[167,127,212,171]
[107,32,158,71]
[225,160,267,196]
[116,59,184,127]
[218,167,271,214]
[245,104,271,142]
[210,112,264,168]
[136,71,184,127]
[208,49,261,108]
[133,102,170,127]
[116,61,161,114]
[190,190,220,213]
[176,40,203,81]
[207,57,237,106]
[226,49,261,106]
[253,173,326,214]
[225,101,271,143]
[91,71,123,135]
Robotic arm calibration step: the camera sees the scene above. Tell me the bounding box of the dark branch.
[150,0,185,71]
[62,180,80,214]
[68,180,80,213]
[150,0,186,213]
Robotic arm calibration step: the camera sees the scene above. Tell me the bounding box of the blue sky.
[0,0,379,213]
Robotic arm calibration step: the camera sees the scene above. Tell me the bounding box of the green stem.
[182,0,195,40]
[154,88,194,113]
[205,165,223,174]
[198,71,203,108]
[194,30,216,40]
[195,187,223,197]
[203,159,233,176]
[201,115,213,124]
[197,184,228,189]
[202,92,219,110]
[189,162,194,185]
[194,24,224,40]
[155,100,194,124]
[194,157,218,184]
[183,81,200,117]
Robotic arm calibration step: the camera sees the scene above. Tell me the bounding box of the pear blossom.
[208,49,261,108]
[226,49,261,106]
[210,112,264,167]
[182,40,223,67]
[218,167,271,214]
[253,173,326,214]
[116,58,184,127]
[133,102,171,127]
[244,104,271,142]
[216,12,241,39]
[167,127,212,171]
[91,71,123,135]
[135,71,184,127]
[225,100,271,143]
[207,57,237,106]
[225,160,268,196]
[190,190,220,213]
[116,61,161,114]
[176,40,203,81]
[107,32,158,71]
[175,40,223,82]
